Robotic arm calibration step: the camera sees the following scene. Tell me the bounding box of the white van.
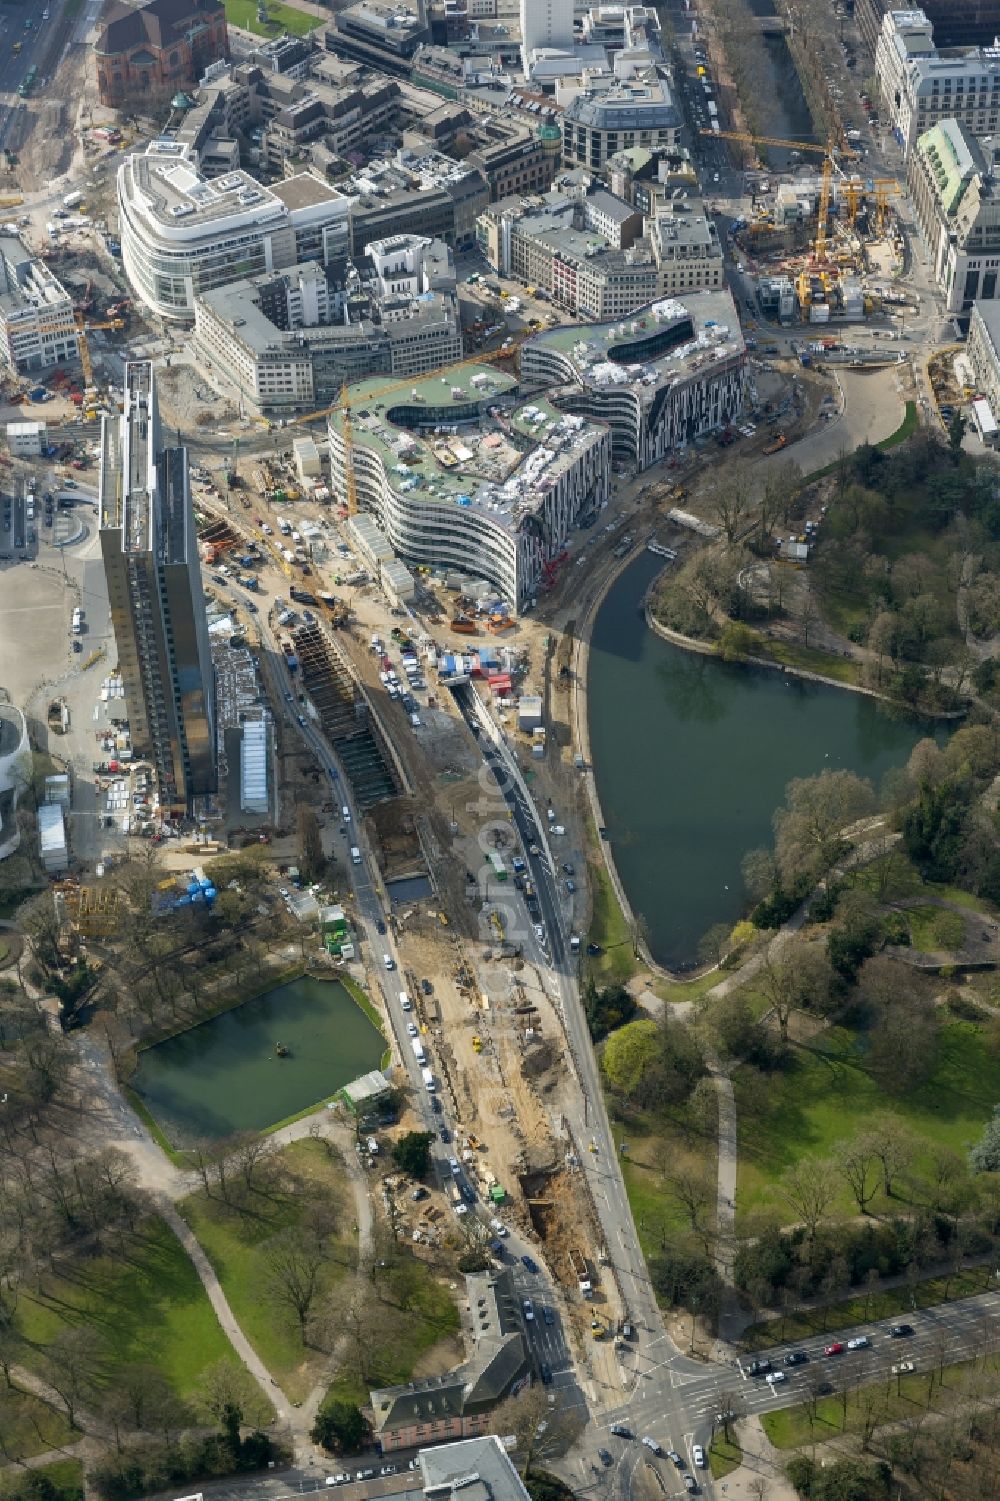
[342,805,351,823]
[350,845,361,865]
[421,1066,436,1092]
[398,991,412,1012]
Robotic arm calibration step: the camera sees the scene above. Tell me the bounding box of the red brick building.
[95,0,230,110]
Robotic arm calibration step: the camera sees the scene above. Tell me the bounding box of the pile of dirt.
[368,797,423,878]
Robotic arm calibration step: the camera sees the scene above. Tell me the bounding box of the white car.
[522,1298,535,1321]
[891,1361,915,1375]
[406,1022,418,1037]
[534,924,545,941]
[847,1336,871,1350]
[712,172,720,183]
[692,1445,705,1469]
[383,954,395,970]
[765,1371,786,1385]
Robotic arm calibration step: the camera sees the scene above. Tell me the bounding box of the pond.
[131,975,386,1146]
[588,552,946,971]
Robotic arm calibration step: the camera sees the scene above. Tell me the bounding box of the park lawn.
[586,849,635,986]
[611,1111,717,1266]
[321,1266,461,1409]
[15,1216,246,1411]
[0,1459,83,1499]
[651,969,722,1006]
[708,1435,741,1478]
[761,1348,1000,1449]
[760,640,861,686]
[178,1138,355,1403]
[736,1020,1000,1227]
[742,1262,995,1347]
[0,1385,75,1461]
[223,0,319,34]
[900,903,966,952]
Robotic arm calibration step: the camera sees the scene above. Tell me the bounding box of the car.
[533,924,545,941]
[824,1343,844,1357]
[355,1470,375,1481]
[891,1360,915,1375]
[522,1298,535,1321]
[692,1445,705,1468]
[667,1449,683,1467]
[784,1351,808,1366]
[610,1423,632,1439]
[562,862,575,874]
[889,1324,914,1338]
[713,171,720,182]
[376,919,386,934]
[765,1371,787,1385]
[383,954,395,970]
[540,1362,552,1385]
[448,1156,460,1174]
[431,1097,442,1114]
[587,943,604,956]
[380,1465,397,1476]
[641,1437,662,1455]
[521,1255,539,1273]
[847,1336,871,1350]
[683,1478,697,1494]
[421,978,433,995]
[406,1021,418,1037]
[747,1359,771,1376]
[439,1126,451,1143]
[598,1450,613,1467]
[565,880,576,894]
[542,1306,555,1326]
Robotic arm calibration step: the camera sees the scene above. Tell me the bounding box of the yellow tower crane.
[74,315,125,393]
[339,380,358,518]
[700,129,859,261]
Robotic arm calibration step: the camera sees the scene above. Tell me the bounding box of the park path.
[63,1031,377,1463]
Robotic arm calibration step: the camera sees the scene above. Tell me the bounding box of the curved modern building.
[118,142,350,321]
[0,704,31,862]
[520,289,748,470]
[328,364,611,610]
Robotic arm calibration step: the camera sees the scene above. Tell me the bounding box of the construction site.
[714,129,909,326]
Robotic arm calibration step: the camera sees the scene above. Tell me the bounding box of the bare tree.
[709,474,753,544]
[493,1386,585,1475]
[43,1326,105,1430]
[660,1164,715,1250]
[836,1134,882,1216]
[265,1230,325,1343]
[775,1157,838,1240]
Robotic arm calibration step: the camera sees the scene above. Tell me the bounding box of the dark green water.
[132,976,385,1145]
[588,553,943,971]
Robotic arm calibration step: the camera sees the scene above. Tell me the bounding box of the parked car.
[889,1324,914,1338]
[747,1359,771,1376]
[611,1424,632,1439]
[824,1343,844,1357]
[784,1351,808,1366]
[765,1371,787,1385]
[692,1445,705,1468]
[847,1336,871,1351]
[521,1255,539,1274]
[598,1450,613,1467]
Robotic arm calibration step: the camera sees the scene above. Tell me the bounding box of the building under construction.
[290,622,401,809]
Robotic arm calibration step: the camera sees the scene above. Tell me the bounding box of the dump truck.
[569,1247,593,1298]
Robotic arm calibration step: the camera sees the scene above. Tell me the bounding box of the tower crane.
[74,315,124,392]
[700,129,859,261]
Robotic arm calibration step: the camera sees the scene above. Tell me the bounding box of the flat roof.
[270,174,346,212]
[330,363,607,533]
[523,288,744,398]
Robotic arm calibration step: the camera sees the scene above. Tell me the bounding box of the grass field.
[0,1459,83,1498]
[612,1110,717,1265]
[0,1385,75,1460]
[16,1216,247,1412]
[321,1265,461,1409]
[901,903,966,953]
[803,401,919,484]
[586,847,635,985]
[760,639,862,685]
[737,1020,1000,1225]
[651,969,722,1006]
[223,0,319,35]
[178,1139,354,1402]
[708,1435,741,1478]
[761,1349,999,1449]
[743,1262,996,1347]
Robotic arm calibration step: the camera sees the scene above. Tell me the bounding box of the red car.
[824,1343,844,1357]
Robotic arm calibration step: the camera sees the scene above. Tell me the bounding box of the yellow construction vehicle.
[74,315,125,392]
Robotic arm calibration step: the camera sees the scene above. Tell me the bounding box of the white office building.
[875,8,1000,155]
[117,141,350,320]
[520,0,575,65]
[0,237,79,376]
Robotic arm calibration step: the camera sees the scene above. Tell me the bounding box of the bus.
[487,852,507,882]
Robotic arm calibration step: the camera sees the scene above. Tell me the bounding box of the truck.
[63,190,84,209]
[411,1036,427,1066]
[568,1247,593,1298]
[762,433,788,456]
[398,990,412,1012]
[421,1065,435,1092]
[449,1182,467,1214]
[488,852,507,882]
